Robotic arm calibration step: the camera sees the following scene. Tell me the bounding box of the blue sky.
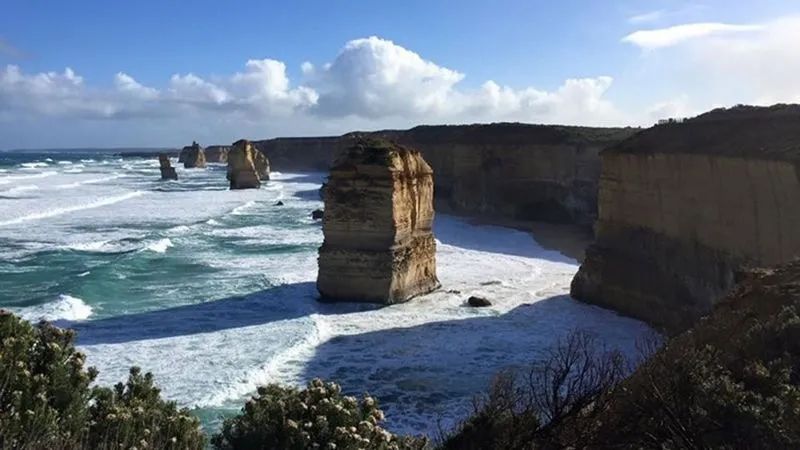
[1,0,798,148]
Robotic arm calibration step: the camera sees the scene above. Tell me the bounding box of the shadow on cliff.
[298,294,651,435]
[68,281,379,346]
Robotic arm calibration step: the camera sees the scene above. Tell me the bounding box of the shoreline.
[435,202,593,262]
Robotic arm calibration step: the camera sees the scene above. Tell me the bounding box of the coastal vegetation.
[4,260,800,449]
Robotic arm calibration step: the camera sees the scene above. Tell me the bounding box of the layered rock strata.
[226,139,262,189]
[317,138,440,303]
[571,105,800,332]
[253,148,270,180]
[204,146,231,163]
[158,154,178,180]
[256,124,635,227]
[181,141,207,168]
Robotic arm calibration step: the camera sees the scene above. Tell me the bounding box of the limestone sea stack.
[317,138,440,303]
[226,139,262,189]
[158,154,178,180]
[181,141,207,168]
[571,105,800,333]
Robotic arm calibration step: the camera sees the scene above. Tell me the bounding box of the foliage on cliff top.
[609,103,800,160]
[443,260,800,449]
[211,378,428,450]
[0,311,205,449]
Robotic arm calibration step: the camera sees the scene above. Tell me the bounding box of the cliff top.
[368,123,638,147]
[255,123,638,147]
[331,137,432,175]
[608,104,800,161]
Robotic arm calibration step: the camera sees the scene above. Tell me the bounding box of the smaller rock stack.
[158,154,178,180]
[205,146,231,163]
[181,141,207,168]
[227,139,267,189]
[317,137,439,304]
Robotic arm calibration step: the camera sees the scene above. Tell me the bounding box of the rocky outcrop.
[204,146,231,163]
[181,141,206,168]
[317,138,440,303]
[256,124,635,227]
[226,139,262,189]
[158,154,177,180]
[253,148,270,180]
[571,105,800,332]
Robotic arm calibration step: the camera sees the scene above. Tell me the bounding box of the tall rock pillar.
[317,138,439,303]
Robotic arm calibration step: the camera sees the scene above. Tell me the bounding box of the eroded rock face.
[317,138,440,303]
[253,148,270,180]
[226,139,262,189]
[254,125,636,228]
[181,141,207,168]
[158,154,177,180]
[205,146,231,163]
[571,105,800,332]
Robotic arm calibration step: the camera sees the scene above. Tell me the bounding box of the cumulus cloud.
[623,23,762,49]
[313,36,465,118]
[310,36,621,125]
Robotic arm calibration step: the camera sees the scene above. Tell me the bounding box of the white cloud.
[310,36,622,125]
[623,23,762,49]
[313,36,465,118]
[628,16,800,113]
[628,10,665,24]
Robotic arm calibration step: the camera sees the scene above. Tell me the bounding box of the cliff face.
[252,149,270,181]
[256,124,635,227]
[572,105,800,332]
[226,140,262,190]
[317,138,439,303]
[181,142,207,168]
[205,146,230,163]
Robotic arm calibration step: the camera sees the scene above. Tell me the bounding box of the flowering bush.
[0,311,205,449]
[211,379,427,450]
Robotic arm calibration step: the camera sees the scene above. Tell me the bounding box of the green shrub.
[211,379,427,450]
[0,310,205,449]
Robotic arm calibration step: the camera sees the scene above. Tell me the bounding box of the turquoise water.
[0,150,653,436]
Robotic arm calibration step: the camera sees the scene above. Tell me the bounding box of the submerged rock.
[312,209,324,220]
[158,154,178,180]
[467,296,492,307]
[275,201,284,206]
[317,137,440,304]
[181,141,207,168]
[226,139,262,190]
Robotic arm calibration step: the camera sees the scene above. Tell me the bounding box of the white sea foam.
[1,185,39,195]
[230,201,257,215]
[144,238,173,253]
[22,162,49,168]
[0,171,57,185]
[0,191,146,226]
[17,294,93,322]
[57,174,123,189]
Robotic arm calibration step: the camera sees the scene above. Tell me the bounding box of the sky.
[0,0,798,149]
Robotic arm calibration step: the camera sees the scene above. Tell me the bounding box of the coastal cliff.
[317,138,439,303]
[205,146,230,163]
[256,124,635,227]
[571,105,800,332]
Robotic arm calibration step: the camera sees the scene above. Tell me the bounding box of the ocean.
[0,150,652,436]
